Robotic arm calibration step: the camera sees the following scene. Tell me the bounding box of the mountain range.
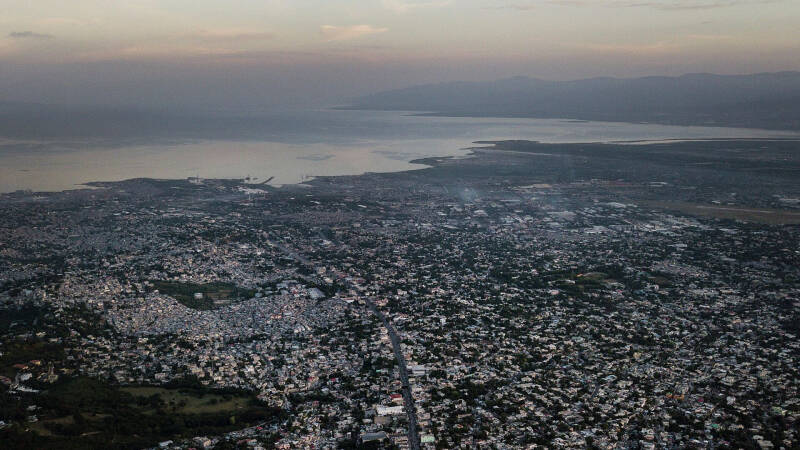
[346,72,800,130]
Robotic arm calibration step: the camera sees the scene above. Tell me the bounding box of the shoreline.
[4,137,800,198]
[338,106,800,133]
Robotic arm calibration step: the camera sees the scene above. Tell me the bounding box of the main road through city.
[267,236,421,450]
[365,297,421,450]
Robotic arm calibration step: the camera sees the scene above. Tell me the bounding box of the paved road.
[470,401,483,450]
[366,297,421,450]
[267,235,421,450]
[265,239,312,266]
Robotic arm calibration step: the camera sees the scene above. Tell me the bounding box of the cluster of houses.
[1,171,798,449]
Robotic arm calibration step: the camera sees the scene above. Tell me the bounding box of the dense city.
[1,139,799,449]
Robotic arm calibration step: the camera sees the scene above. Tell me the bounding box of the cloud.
[8,31,54,39]
[500,3,535,9]
[195,29,275,42]
[498,0,784,10]
[576,41,681,55]
[686,33,734,40]
[382,0,453,13]
[320,25,388,41]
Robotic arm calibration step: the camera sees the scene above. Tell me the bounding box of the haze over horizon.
[1,0,799,110]
[4,3,800,450]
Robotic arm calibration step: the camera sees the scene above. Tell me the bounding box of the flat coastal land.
[2,138,799,449]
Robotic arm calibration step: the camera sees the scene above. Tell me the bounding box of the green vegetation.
[1,377,284,450]
[149,280,256,310]
[640,200,800,225]
[119,386,253,415]
[0,305,44,333]
[0,340,65,378]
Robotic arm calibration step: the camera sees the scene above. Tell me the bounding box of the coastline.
[2,136,799,197]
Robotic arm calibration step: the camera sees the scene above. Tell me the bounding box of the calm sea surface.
[1,109,798,193]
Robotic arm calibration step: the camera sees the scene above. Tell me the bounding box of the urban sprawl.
[1,139,799,449]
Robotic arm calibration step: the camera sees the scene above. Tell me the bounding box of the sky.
[1,0,798,109]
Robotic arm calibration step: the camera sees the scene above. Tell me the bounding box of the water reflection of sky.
[1,110,798,193]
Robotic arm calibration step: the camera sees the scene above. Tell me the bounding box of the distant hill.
[346,72,800,130]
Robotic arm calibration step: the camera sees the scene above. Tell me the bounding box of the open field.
[149,280,256,310]
[640,201,800,224]
[120,386,253,415]
[1,377,282,449]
